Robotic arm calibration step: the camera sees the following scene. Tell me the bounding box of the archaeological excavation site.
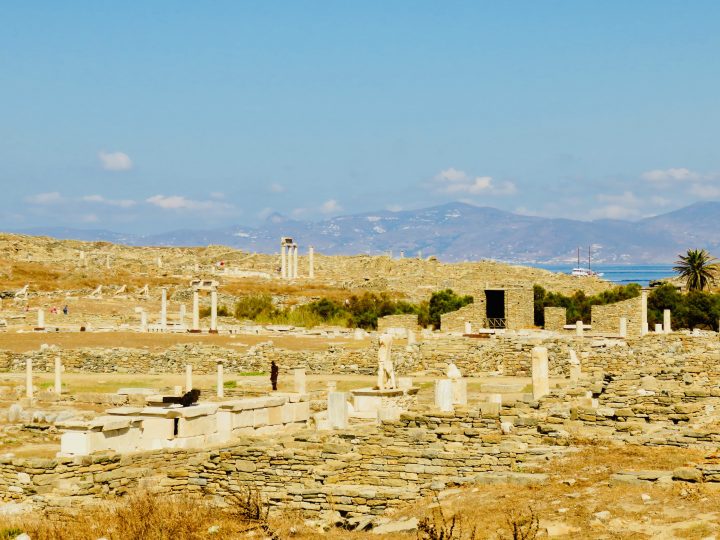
[1,233,720,539]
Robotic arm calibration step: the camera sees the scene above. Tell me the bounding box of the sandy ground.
[0,331,370,352]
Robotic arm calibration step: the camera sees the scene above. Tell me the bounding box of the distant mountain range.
[12,201,720,264]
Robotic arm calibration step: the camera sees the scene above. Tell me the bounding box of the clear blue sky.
[1,1,719,233]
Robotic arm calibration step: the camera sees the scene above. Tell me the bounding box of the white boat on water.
[570,247,604,278]
[571,267,604,278]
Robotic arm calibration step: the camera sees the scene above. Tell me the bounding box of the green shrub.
[534,284,641,326]
[425,289,473,329]
[199,304,232,318]
[0,528,24,540]
[649,285,720,330]
[234,294,277,320]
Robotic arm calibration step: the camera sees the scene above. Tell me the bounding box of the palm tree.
[673,249,719,291]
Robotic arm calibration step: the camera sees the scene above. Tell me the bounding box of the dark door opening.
[485,290,506,329]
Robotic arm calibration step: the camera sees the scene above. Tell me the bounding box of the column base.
[188,329,202,334]
[209,329,219,334]
[34,328,45,331]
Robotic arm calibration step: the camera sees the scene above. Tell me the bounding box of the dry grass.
[0,331,368,353]
[3,445,720,539]
[3,491,260,540]
[4,261,187,291]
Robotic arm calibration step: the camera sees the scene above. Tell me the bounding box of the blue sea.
[529,264,675,287]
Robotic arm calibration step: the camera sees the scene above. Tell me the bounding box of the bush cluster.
[534,283,641,326]
[229,289,473,330]
[648,283,720,330]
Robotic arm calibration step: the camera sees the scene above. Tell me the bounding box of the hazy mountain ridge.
[12,201,720,263]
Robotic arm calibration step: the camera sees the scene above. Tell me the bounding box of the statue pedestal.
[349,387,419,419]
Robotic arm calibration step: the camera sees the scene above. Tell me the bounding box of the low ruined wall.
[441,303,484,333]
[0,409,545,514]
[377,314,420,333]
[544,307,566,331]
[3,334,720,380]
[505,288,535,330]
[591,296,642,337]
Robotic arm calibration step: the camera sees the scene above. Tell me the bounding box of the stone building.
[377,314,420,334]
[543,307,567,331]
[441,286,534,332]
[591,295,643,337]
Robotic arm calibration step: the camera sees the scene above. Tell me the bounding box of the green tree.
[427,289,473,329]
[234,294,277,320]
[647,283,685,328]
[684,290,720,330]
[534,284,641,326]
[674,248,719,291]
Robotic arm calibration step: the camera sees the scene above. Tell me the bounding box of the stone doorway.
[485,289,506,329]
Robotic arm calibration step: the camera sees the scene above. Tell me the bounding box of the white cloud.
[209,192,225,199]
[98,151,133,171]
[270,183,285,193]
[650,195,672,207]
[321,199,342,214]
[81,194,136,208]
[689,183,720,199]
[146,194,231,211]
[433,168,517,196]
[26,192,63,204]
[589,191,645,220]
[589,204,642,220]
[596,191,640,205]
[641,167,701,183]
[435,167,467,183]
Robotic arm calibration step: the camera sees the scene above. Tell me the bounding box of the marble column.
[54,357,62,395]
[281,244,287,279]
[140,310,148,333]
[186,364,193,392]
[641,289,648,336]
[191,290,200,332]
[25,358,33,399]
[308,246,315,279]
[327,392,348,429]
[531,346,550,400]
[619,317,627,338]
[216,360,224,398]
[294,368,306,394]
[293,244,299,278]
[664,309,672,334]
[179,304,186,327]
[36,308,44,331]
[160,288,167,330]
[575,320,583,337]
[210,290,218,333]
[434,379,454,412]
[569,349,581,382]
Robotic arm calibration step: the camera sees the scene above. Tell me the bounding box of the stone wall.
[0,409,552,515]
[591,296,643,337]
[377,314,420,333]
[544,307,566,331]
[440,287,534,332]
[441,303,484,333]
[506,287,534,330]
[3,333,720,380]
